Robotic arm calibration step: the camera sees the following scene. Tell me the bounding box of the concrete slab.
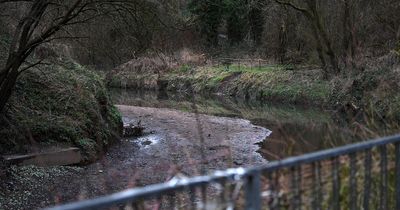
[3,147,82,167]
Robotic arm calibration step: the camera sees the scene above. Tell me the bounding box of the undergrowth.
[108,53,400,126]
[0,58,122,162]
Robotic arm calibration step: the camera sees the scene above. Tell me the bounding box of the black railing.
[46,134,400,210]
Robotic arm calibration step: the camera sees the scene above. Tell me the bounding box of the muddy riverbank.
[0,105,270,209]
[110,89,364,160]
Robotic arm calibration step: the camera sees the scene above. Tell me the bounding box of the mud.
[0,105,270,209]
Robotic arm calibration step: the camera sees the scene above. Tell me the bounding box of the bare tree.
[0,0,136,112]
[274,0,339,78]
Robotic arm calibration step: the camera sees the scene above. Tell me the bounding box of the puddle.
[128,134,161,149]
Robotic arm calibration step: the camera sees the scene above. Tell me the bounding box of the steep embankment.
[0,59,122,163]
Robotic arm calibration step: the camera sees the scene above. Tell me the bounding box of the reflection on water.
[110,89,361,160]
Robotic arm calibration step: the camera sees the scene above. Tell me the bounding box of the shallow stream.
[111,89,363,161]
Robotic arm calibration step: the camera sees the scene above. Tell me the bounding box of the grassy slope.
[108,54,400,125]
[0,59,122,162]
[191,65,329,105]
[110,64,331,106]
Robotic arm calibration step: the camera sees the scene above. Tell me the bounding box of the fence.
[46,134,400,210]
[214,58,270,71]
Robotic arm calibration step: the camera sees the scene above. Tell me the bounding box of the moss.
[76,138,97,161]
[0,59,122,163]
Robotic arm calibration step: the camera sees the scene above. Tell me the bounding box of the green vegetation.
[0,59,122,162]
[177,64,192,73]
[0,0,398,208]
[109,63,330,106]
[108,52,400,127]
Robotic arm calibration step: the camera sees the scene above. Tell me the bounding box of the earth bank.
[107,53,400,124]
[0,59,123,163]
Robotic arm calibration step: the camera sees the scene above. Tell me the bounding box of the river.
[111,89,363,161]
[0,88,384,209]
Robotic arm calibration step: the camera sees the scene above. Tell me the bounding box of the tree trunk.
[396,27,400,51]
[310,23,328,78]
[342,1,350,64]
[342,0,357,70]
[308,1,340,74]
[278,22,288,64]
[0,65,19,113]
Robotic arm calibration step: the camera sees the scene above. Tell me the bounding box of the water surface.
[111,89,361,160]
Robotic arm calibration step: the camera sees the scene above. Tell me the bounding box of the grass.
[188,65,330,105]
[107,59,331,106]
[0,58,123,162]
[211,64,286,73]
[107,54,400,129]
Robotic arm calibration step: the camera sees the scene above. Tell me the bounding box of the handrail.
[46,134,400,210]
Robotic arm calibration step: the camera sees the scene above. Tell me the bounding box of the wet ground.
[1,104,270,209]
[110,89,362,160]
[1,89,378,209]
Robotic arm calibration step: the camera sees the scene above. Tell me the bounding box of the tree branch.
[274,0,308,13]
[18,59,49,75]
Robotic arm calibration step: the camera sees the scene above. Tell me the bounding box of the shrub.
[0,59,122,163]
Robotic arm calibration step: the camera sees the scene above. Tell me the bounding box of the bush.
[0,59,122,163]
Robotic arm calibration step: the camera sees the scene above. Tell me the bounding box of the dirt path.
[0,105,270,209]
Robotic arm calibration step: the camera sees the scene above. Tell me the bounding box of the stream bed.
[111,89,363,161]
[0,89,376,210]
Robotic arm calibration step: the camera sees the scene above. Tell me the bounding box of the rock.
[141,140,152,146]
[123,120,145,137]
[234,160,244,165]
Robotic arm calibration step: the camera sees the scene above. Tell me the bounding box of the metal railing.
[46,134,400,210]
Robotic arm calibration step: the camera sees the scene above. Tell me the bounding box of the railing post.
[380,145,388,210]
[396,143,400,210]
[332,157,340,210]
[311,162,322,210]
[349,152,357,210]
[245,172,261,210]
[364,149,372,210]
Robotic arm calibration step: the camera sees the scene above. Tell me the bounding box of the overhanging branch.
[274,0,308,13]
